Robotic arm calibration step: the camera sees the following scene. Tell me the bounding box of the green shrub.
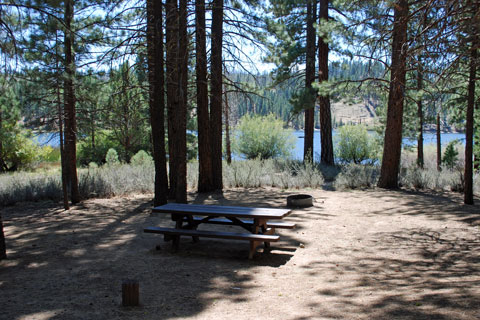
[37,145,61,163]
[232,114,295,160]
[88,162,99,169]
[187,132,198,161]
[334,125,379,164]
[105,148,119,166]
[442,140,459,169]
[0,130,40,171]
[77,131,118,166]
[130,150,153,166]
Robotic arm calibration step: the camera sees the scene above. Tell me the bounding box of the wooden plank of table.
[186,217,296,229]
[152,203,291,219]
[144,226,280,242]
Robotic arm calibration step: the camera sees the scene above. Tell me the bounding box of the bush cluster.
[334,125,380,164]
[232,114,295,160]
[2,153,479,207]
[222,159,325,189]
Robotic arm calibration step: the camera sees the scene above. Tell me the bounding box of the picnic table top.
[152,203,292,220]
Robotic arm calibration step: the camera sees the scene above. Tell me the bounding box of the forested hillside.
[226,60,385,129]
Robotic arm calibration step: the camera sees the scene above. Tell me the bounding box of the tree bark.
[0,108,6,172]
[436,113,441,171]
[318,0,334,165]
[224,90,232,164]
[378,0,408,189]
[175,0,188,203]
[147,0,168,206]
[378,0,409,189]
[416,62,424,169]
[304,0,316,162]
[196,0,214,191]
[210,0,224,190]
[464,34,477,205]
[0,109,4,172]
[64,0,80,203]
[166,0,179,199]
[0,214,6,260]
[57,48,69,210]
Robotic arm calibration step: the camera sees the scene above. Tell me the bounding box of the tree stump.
[122,279,139,306]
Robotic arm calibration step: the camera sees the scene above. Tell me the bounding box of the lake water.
[35,130,465,161]
[291,130,465,161]
[34,133,61,147]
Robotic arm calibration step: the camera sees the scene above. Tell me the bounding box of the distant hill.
[330,99,378,127]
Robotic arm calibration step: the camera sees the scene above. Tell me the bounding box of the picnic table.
[144,203,295,259]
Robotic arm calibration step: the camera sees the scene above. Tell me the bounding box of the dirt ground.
[1,187,479,320]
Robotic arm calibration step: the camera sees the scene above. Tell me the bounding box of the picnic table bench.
[144,203,295,259]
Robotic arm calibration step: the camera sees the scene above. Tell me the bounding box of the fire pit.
[287,194,314,208]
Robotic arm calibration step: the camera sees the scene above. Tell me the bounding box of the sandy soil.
[1,188,479,320]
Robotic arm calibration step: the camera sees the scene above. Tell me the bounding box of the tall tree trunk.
[436,113,441,171]
[464,34,477,205]
[318,0,334,165]
[196,0,214,191]
[147,0,168,206]
[55,30,69,210]
[175,0,188,203]
[0,214,6,260]
[166,0,179,199]
[210,0,224,190]
[224,90,232,164]
[416,67,424,169]
[64,0,80,203]
[378,0,409,189]
[57,56,69,210]
[0,109,6,172]
[304,0,316,161]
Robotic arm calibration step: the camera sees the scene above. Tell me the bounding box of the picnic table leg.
[249,218,272,258]
[171,220,183,252]
[186,215,200,243]
[262,225,276,249]
[249,240,261,259]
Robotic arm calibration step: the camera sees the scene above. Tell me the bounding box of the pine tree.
[146,0,168,206]
[176,0,188,203]
[304,0,316,161]
[318,0,333,165]
[463,1,478,204]
[378,0,409,189]
[210,0,224,190]
[166,0,179,199]
[196,0,214,192]
[63,0,80,203]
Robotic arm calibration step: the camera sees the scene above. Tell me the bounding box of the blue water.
[34,133,60,147]
[35,130,466,161]
[292,130,465,161]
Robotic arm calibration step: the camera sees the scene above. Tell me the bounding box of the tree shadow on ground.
[1,188,478,319]
[0,189,307,319]
[334,188,480,225]
[293,189,480,320]
[300,228,480,319]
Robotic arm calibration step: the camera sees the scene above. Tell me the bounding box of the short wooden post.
[122,279,139,307]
